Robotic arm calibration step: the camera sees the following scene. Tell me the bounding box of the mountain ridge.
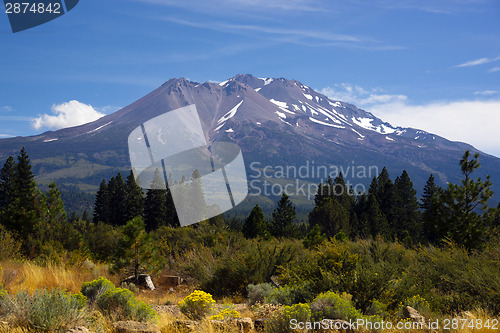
[0,74,498,209]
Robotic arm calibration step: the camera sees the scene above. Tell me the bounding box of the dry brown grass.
[0,260,115,294]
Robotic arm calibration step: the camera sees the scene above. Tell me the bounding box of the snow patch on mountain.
[309,117,345,128]
[260,78,274,85]
[217,100,244,125]
[276,111,287,119]
[270,99,288,108]
[351,128,365,138]
[87,121,112,134]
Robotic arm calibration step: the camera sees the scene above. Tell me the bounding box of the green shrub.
[81,276,115,305]
[264,282,316,305]
[367,299,389,318]
[178,290,215,320]
[120,282,140,294]
[265,285,294,306]
[248,283,276,305]
[0,289,87,331]
[81,277,157,322]
[310,291,364,322]
[97,287,157,322]
[265,303,311,333]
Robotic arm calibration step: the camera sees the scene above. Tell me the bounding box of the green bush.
[97,287,157,322]
[265,303,311,333]
[178,290,215,320]
[81,277,157,322]
[247,283,275,305]
[310,291,364,322]
[81,276,115,305]
[367,299,389,318]
[0,289,87,331]
[265,285,294,306]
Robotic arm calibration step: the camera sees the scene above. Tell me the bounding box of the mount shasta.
[0,74,498,211]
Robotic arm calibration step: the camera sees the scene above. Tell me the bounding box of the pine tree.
[375,167,397,237]
[5,148,39,242]
[353,192,370,238]
[125,171,144,222]
[112,216,152,279]
[308,197,349,237]
[93,179,110,224]
[108,173,128,226]
[367,193,390,240]
[271,193,296,238]
[435,151,494,249]
[0,156,16,212]
[243,204,269,239]
[82,210,91,223]
[144,169,168,231]
[314,177,334,206]
[333,173,352,213]
[45,182,67,224]
[395,170,422,242]
[13,147,36,207]
[420,174,440,242]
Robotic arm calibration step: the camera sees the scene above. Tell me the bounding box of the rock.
[254,318,268,331]
[234,317,254,333]
[172,319,198,333]
[404,306,428,329]
[113,321,160,333]
[121,274,155,290]
[270,275,280,287]
[65,326,92,333]
[459,311,476,319]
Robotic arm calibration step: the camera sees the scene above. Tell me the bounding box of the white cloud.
[456,55,500,68]
[321,84,500,157]
[32,100,106,130]
[370,100,500,157]
[0,106,13,112]
[489,67,500,73]
[320,84,407,107]
[474,90,498,96]
[0,134,13,138]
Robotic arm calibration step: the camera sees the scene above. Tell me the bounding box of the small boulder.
[113,321,160,333]
[404,306,428,329]
[234,317,254,333]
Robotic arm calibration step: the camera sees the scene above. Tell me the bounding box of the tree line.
[0,148,498,266]
[242,151,499,250]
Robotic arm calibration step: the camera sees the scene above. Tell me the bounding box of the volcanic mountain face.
[0,74,499,207]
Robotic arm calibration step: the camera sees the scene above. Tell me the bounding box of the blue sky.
[1,0,499,156]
